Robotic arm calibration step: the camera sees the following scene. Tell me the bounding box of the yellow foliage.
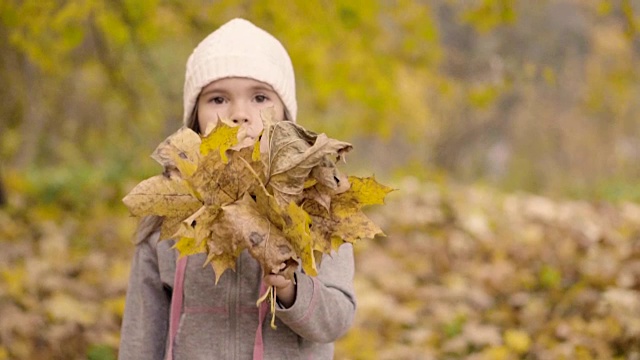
[199,121,239,163]
[480,345,514,360]
[1,267,26,298]
[173,236,207,258]
[283,201,315,276]
[503,329,531,354]
[45,293,97,325]
[104,297,126,318]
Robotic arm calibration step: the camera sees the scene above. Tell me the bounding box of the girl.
[118,18,356,360]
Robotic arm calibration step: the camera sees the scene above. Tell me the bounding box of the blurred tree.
[0,0,638,198]
[0,174,5,206]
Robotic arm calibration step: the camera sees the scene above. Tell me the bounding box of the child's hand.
[263,273,296,308]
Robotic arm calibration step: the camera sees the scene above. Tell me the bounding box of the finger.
[264,274,292,288]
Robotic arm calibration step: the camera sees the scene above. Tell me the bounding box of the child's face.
[197,77,286,146]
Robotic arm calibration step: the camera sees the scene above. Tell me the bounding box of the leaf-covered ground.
[1,177,640,359]
[337,178,640,359]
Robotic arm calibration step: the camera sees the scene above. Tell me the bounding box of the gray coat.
[118,227,356,360]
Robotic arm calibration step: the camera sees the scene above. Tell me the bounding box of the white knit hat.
[183,18,297,125]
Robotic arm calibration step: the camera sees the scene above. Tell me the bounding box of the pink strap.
[253,282,268,360]
[167,256,188,360]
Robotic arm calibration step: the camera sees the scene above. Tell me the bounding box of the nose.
[231,104,263,140]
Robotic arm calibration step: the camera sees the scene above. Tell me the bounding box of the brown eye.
[255,95,267,103]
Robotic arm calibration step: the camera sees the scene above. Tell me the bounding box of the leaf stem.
[256,284,278,330]
[256,284,271,306]
[270,286,277,329]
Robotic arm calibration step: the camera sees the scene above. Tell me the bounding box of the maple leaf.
[282,201,316,276]
[303,176,394,262]
[178,205,219,246]
[333,176,393,213]
[200,120,240,163]
[189,122,263,207]
[304,166,350,212]
[151,127,201,178]
[209,194,298,282]
[260,119,353,207]
[309,155,349,191]
[216,147,265,202]
[173,236,207,258]
[122,175,202,219]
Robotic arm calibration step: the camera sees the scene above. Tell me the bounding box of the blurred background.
[1,1,639,359]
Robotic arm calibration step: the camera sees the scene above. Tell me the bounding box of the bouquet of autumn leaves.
[123,109,392,324]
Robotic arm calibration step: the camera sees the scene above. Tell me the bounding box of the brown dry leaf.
[309,155,350,192]
[210,194,298,281]
[303,185,332,212]
[189,149,233,206]
[217,147,265,202]
[205,203,244,271]
[303,199,337,255]
[261,120,352,207]
[303,169,349,212]
[189,146,263,208]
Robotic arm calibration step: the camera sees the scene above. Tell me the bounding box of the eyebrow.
[249,85,276,93]
[200,85,276,97]
[200,88,225,97]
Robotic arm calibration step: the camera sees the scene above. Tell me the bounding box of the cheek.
[267,101,286,121]
[197,105,222,132]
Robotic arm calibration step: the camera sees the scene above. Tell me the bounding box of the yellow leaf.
[122,175,202,218]
[504,329,531,354]
[0,346,8,360]
[207,250,242,284]
[254,183,286,229]
[104,297,126,317]
[45,293,97,325]
[151,127,201,177]
[252,137,261,161]
[479,345,512,360]
[332,211,384,243]
[173,236,207,257]
[304,178,317,189]
[283,201,316,276]
[347,176,395,207]
[200,121,239,163]
[160,216,183,241]
[173,205,221,259]
[1,266,26,298]
[330,236,344,252]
